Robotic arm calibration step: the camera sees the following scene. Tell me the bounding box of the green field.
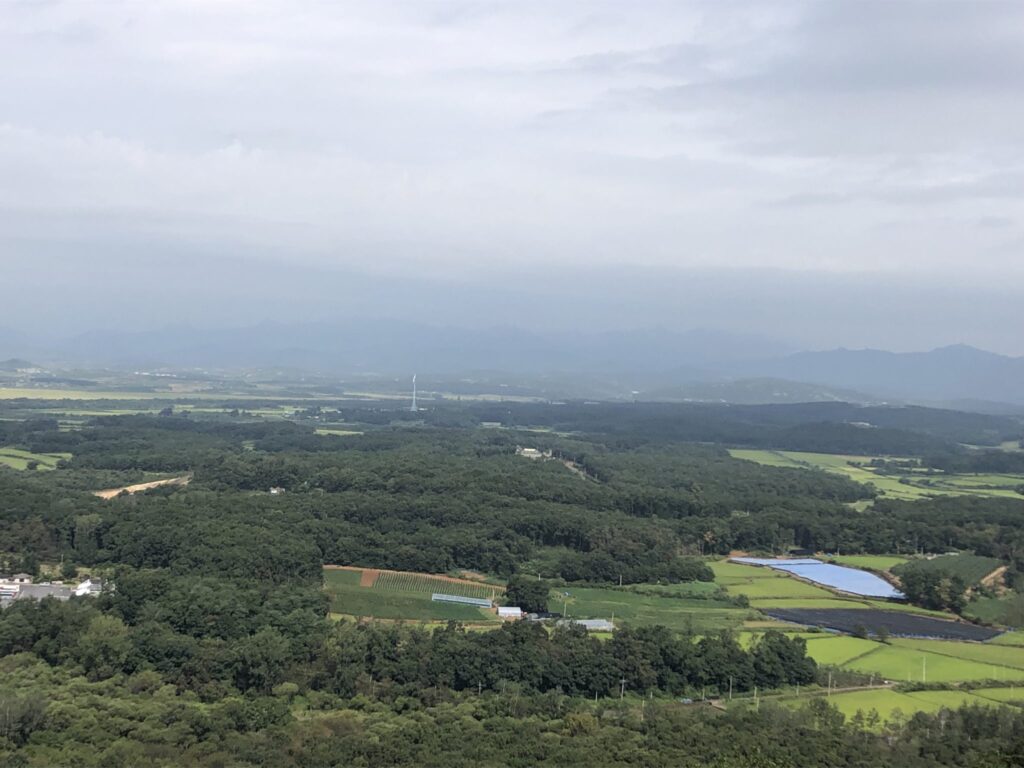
[803,636,880,666]
[990,631,1024,646]
[819,688,1011,722]
[890,638,1024,671]
[843,644,1024,683]
[560,585,749,632]
[892,554,1003,586]
[711,560,844,606]
[729,449,1024,501]
[829,555,909,572]
[323,569,499,623]
[0,446,71,471]
[729,577,837,600]
[713,559,943,616]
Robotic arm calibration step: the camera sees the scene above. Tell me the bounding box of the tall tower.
[411,374,417,412]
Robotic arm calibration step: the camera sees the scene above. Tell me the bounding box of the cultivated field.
[843,643,1024,683]
[561,585,749,632]
[321,569,497,622]
[729,449,1024,501]
[323,567,501,623]
[803,636,880,666]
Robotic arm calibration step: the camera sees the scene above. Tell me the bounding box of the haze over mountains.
[3,323,1023,411]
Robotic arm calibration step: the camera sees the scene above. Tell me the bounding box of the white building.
[74,578,103,597]
[497,606,524,620]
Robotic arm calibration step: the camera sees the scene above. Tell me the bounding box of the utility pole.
[728,676,733,701]
[828,671,833,697]
[620,677,626,699]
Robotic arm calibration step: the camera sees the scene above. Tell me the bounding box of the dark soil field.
[766,608,1003,641]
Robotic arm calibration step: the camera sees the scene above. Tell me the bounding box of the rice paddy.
[843,644,1024,683]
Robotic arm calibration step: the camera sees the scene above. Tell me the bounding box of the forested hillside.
[2,403,1024,765]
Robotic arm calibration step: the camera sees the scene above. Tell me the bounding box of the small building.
[516,447,552,460]
[74,578,104,597]
[269,487,286,495]
[497,606,523,620]
[558,618,615,632]
[9,573,32,584]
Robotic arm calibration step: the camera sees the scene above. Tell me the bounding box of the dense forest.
[2,401,1024,765]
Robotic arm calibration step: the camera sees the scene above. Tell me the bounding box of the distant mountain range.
[2,323,1024,410]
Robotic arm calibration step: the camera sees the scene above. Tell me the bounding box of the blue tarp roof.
[731,557,904,599]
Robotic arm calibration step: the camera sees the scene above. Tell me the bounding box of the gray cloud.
[0,0,1022,351]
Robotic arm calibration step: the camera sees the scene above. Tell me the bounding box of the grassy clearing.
[843,644,1024,683]
[0,447,71,471]
[727,449,800,468]
[619,581,723,599]
[315,427,364,436]
[829,555,909,572]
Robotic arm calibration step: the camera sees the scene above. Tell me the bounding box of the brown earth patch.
[360,569,380,588]
[94,475,191,500]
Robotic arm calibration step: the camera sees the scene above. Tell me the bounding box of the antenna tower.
[411,374,417,412]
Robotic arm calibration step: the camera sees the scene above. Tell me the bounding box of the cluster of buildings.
[0,573,104,608]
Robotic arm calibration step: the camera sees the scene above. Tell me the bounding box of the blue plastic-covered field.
[731,557,904,599]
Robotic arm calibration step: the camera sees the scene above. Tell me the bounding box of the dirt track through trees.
[93,475,191,499]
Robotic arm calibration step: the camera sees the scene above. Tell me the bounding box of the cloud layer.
[2,1,1023,347]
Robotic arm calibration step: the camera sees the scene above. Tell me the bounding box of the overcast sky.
[3,1,1024,352]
